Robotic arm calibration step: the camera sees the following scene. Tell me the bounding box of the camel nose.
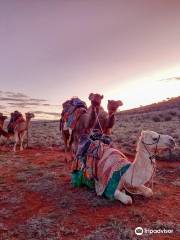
[169,138,175,148]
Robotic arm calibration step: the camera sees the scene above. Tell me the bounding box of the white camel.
[92,130,175,205]
[11,112,35,151]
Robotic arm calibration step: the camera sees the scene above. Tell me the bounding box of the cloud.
[0,105,6,109]
[29,98,47,102]
[8,102,40,107]
[0,90,57,118]
[0,97,47,103]
[42,103,51,106]
[0,97,29,102]
[160,77,180,82]
[0,91,49,109]
[6,92,29,98]
[33,111,59,117]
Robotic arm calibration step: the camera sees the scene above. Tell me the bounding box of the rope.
[94,108,104,134]
[121,136,160,195]
[122,163,156,195]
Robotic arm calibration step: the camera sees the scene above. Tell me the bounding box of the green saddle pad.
[103,163,131,200]
[71,170,94,189]
[71,163,131,200]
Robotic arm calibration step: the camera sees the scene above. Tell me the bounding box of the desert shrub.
[116,138,122,143]
[152,116,161,122]
[169,111,177,116]
[132,140,136,145]
[158,113,163,118]
[173,134,179,139]
[122,143,129,147]
[164,116,172,121]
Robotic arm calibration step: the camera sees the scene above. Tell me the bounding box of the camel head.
[0,113,8,121]
[107,100,123,114]
[139,130,175,153]
[0,113,8,127]
[88,93,103,108]
[25,112,35,120]
[10,111,22,119]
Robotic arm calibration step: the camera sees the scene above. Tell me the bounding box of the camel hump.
[62,97,87,110]
[60,97,87,131]
[0,113,7,121]
[7,111,24,133]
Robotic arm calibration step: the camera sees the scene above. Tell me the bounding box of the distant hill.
[120,96,180,115]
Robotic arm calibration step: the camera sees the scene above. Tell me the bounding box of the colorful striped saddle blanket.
[7,112,25,134]
[72,134,131,199]
[95,148,131,199]
[60,97,87,131]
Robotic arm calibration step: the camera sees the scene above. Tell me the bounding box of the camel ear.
[88,93,94,100]
[141,130,144,135]
[101,95,104,99]
[141,130,148,138]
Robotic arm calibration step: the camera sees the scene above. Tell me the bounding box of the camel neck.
[25,118,31,128]
[107,112,115,129]
[130,143,154,186]
[87,105,96,129]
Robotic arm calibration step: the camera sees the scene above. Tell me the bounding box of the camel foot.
[137,185,153,198]
[114,190,133,205]
[143,189,153,198]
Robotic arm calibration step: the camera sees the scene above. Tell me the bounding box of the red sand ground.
[0,147,179,240]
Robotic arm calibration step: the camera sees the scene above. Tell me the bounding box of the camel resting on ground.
[7,112,35,151]
[74,130,175,204]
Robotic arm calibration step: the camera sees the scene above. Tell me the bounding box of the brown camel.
[8,112,35,151]
[73,93,104,150]
[0,113,9,138]
[92,99,123,134]
[61,93,104,161]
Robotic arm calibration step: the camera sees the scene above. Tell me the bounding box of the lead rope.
[94,108,104,134]
[122,137,160,195]
[122,163,156,195]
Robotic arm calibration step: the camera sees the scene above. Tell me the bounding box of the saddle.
[7,111,24,134]
[74,130,112,180]
[60,97,87,131]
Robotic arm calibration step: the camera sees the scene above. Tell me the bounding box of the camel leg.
[68,133,74,162]
[64,147,68,162]
[13,132,19,152]
[114,189,132,205]
[20,132,25,151]
[63,130,73,163]
[136,185,153,198]
[63,137,68,163]
[67,144,73,162]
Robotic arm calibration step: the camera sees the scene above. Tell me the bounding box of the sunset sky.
[0,0,180,119]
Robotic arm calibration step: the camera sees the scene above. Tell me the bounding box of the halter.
[94,108,104,134]
[122,134,160,195]
[141,134,160,163]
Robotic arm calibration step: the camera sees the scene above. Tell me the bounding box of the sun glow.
[105,66,180,110]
